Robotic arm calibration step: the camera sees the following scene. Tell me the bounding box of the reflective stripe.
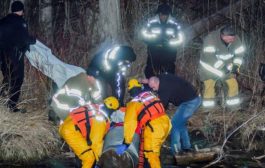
[203,46,216,53]
[213,60,224,68]
[233,58,243,65]
[200,61,224,77]
[148,17,160,24]
[151,28,161,34]
[226,63,233,71]
[91,80,102,101]
[216,54,234,60]
[95,115,104,121]
[165,28,174,35]
[53,86,87,111]
[202,100,215,107]
[234,46,245,54]
[169,32,184,45]
[108,46,120,59]
[103,49,112,70]
[141,29,157,39]
[226,98,240,106]
[167,17,178,27]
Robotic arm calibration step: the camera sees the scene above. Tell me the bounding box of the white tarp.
[25,40,85,88]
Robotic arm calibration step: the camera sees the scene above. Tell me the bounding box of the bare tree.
[99,0,124,42]
[39,0,52,43]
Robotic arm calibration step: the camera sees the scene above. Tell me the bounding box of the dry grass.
[0,106,60,163]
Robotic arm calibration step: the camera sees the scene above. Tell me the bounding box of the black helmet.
[11,1,24,13]
[220,24,236,36]
[156,3,172,15]
[115,46,136,62]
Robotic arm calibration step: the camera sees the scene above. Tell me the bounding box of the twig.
[252,154,265,160]
[203,110,265,168]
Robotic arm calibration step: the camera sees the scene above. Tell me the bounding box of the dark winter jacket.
[157,74,198,108]
[0,13,35,57]
[86,46,136,78]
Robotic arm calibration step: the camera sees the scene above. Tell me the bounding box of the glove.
[94,164,100,168]
[231,65,239,74]
[115,144,129,155]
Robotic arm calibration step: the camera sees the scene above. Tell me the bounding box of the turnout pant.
[202,76,239,106]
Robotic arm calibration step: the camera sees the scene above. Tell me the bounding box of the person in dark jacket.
[147,74,201,155]
[0,1,36,112]
[141,3,184,78]
[86,45,136,106]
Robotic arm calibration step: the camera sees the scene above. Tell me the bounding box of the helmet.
[220,24,236,36]
[128,78,142,91]
[156,3,172,15]
[104,96,119,110]
[11,1,24,12]
[114,46,136,62]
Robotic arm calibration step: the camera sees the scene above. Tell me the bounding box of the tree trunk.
[39,0,52,43]
[99,0,123,42]
[184,0,256,44]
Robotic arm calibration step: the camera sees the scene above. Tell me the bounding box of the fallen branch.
[203,110,265,168]
[252,154,265,160]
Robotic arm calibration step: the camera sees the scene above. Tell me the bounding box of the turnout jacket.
[141,15,183,48]
[199,28,245,81]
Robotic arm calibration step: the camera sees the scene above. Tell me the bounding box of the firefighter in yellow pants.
[59,96,120,168]
[115,79,171,168]
[199,24,245,107]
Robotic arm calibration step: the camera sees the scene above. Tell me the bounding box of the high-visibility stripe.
[213,60,224,68]
[150,28,161,34]
[226,98,240,106]
[234,46,245,54]
[233,58,243,65]
[202,100,215,107]
[169,32,184,45]
[200,60,224,77]
[216,54,234,60]
[203,46,216,53]
[141,29,157,39]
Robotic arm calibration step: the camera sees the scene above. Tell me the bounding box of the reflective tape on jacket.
[132,91,166,129]
[200,60,224,77]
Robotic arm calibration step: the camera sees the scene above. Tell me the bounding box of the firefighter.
[199,24,245,107]
[0,1,36,112]
[147,74,201,155]
[50,72,103,122]
[86,45,136,106]
[141,3,184,78]
[115,79,171,168]
[59,96,120,168]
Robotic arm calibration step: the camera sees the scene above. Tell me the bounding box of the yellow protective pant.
[203,77,238,99]
[59,116,106,168]
[143,115,172,168]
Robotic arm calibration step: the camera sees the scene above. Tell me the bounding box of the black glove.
[28,36,36,45]
[231,65,239,74]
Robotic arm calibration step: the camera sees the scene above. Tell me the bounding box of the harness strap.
[80,148,92,156]
[137,100,162,121]
[84,106,92,146]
